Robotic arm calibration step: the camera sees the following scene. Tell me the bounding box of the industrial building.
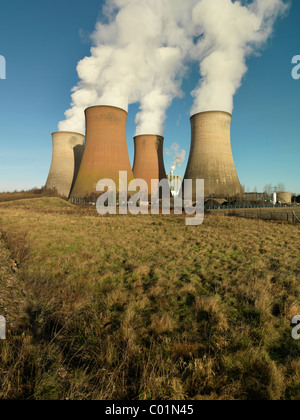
[132,135,168,198]
[182,111,243,200]
[277,192,292,205]
[167,174,182,197]
[70,106,135,201]
[46,131,84,198]
[47,109,249,204]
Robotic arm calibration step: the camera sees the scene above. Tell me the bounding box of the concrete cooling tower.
[182,111,243,200]
[132,135,168,198]
[46,131,85,198]
[70,106,135,200]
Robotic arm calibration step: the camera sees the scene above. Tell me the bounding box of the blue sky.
[0,0,299,194]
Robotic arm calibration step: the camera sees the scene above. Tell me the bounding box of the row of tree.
[292,195,300,204]
[241,183,287,195]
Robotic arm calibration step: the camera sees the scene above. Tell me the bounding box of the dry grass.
[0,187,59,203]
[0,197,299,400]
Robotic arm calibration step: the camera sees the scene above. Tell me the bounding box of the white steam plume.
[59,0,197,135]
[190,0,289,116]
[167,143,186,174]
[58,0,288,134]
[171,149,186,174]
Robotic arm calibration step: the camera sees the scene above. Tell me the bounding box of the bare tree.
[276,183,286,192]
[263,184,273,196]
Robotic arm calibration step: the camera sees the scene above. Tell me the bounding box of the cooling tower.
[46,131,85,198]
[182,111,243,200]
[70,106,134,200]
[132,135,168,198]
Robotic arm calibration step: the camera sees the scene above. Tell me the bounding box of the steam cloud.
[191,0,289,115]
[167,143,186,174]
[58,0,288,135]
[58,0,196,135]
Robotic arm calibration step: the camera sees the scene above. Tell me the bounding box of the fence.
[293,211,300,224]
[217,208,300,224]
[205,204,298,210]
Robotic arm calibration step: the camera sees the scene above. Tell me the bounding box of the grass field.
[0,197,299,400]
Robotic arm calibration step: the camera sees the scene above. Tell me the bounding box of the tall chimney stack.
[70,106,135,200]
[183,111,242,200]
[132,135,168,198]
[46,131,85,198]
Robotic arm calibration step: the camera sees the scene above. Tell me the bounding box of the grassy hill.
[0,197,299,400]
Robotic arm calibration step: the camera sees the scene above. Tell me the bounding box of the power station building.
[132,135,168,198]
[182,111,243,200]
[48,108,245,203]
[46,131,85,198]
[167,174,182,197]
[70,106,135,201]
[277,192,292,205]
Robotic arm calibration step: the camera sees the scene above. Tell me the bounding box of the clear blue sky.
[0,0,299,194]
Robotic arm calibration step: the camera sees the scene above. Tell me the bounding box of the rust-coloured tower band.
[46,131,85,198]
[183,111,242,200]
[70,106,135,199]
[132,135,168,197]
